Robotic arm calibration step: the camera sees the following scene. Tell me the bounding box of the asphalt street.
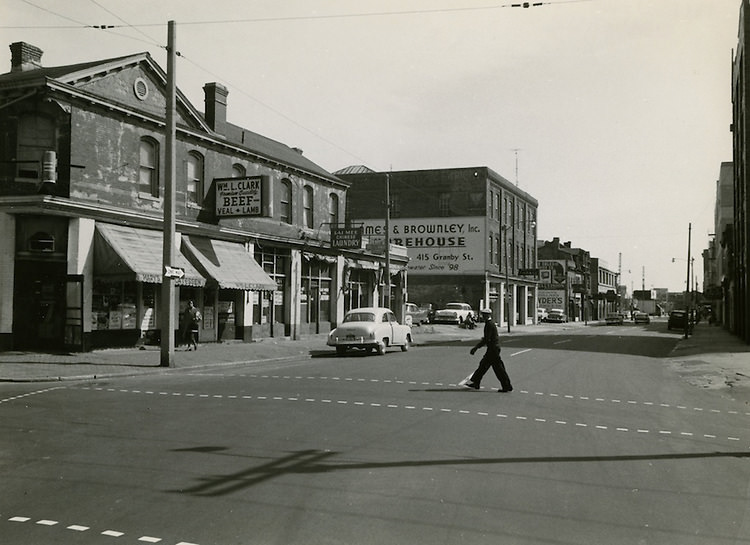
[1,321,749,545]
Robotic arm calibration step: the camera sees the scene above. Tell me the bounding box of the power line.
[3,0,596,29]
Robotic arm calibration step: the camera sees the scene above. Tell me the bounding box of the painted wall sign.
[358,217,485,275]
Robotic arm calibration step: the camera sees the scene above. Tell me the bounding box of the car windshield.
[446,303,465,310]
[344,312,375,323]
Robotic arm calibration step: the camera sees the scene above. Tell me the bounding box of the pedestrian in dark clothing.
[183,300,201,351]
[463,308,513,392]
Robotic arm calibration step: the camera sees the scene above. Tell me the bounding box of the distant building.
[537,238,591,322]
[590,258,619,320]
[337,166,539,326]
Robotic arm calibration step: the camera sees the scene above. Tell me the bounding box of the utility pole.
[511,148,521,186]
[384,172,391,310]
[160,20,177,367]
[684,223,691,339]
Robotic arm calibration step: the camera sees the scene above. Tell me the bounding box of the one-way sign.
[164,265,185,279]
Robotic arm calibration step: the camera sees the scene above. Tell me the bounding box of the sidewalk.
[0,321,747,386]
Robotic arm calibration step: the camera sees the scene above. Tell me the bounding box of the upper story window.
[328,193,339,227]
[303,185,314,229]
[139,137,159,197]
[280,179,292,224]
[186,151,204,206]
[16,113,55,180]
[389,194,400,218]
[438,192,450,217]
[231,163,246,178]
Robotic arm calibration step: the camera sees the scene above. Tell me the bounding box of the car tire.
[401,338,410,352]
[336,346,347,356]
[376,342,386,356]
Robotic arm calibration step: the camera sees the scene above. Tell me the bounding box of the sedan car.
[667,310,692,332]
[605,313,624,325]
[327,307,412,356]
[633,311,650,324]
[545,309,567,323]
[405,302,431,326]
[433,302,474,324]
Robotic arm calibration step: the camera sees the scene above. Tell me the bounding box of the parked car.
[605,312,624,325]
[667,310,693,332]
[327,307,412,356]
[405,302,431,326]
[633,311,650,324]
[545,309,567,323]
[537,308,549,322]
[433,302,474,325]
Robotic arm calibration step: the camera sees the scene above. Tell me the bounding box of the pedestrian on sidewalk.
[183,300,201,351]
[463,308,513,392]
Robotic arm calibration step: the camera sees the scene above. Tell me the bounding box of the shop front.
[93,222,206,348]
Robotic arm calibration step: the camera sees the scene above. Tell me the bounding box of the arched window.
[231,163,246,178]
[303,186,314,229]
[139,137,159,197]
[328,193,339,227]
[280,179,292,224]
[186,151,204,206]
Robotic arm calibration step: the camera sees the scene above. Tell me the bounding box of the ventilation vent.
[133,77,149,101]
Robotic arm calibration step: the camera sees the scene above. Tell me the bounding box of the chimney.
[291,147,304,155]
[10,42,43,72]
[203,82,228,135]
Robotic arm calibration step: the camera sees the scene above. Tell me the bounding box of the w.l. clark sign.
[215,176,262,217]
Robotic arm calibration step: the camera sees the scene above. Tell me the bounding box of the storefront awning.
[345,258,380,271]
[94,223,205,286]
[182,236,277,291]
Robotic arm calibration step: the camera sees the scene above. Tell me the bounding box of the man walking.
[463,308,513,392]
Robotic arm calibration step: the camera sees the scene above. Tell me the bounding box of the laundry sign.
[215,176,262,217]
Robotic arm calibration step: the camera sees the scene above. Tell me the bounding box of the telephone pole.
[160,20,177,367]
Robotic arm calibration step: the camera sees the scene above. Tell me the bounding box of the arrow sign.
[164,265,185,279]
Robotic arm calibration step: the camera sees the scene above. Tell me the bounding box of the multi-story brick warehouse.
[336,166,539,327]
[0,42,407,351]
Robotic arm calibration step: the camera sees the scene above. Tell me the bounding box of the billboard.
[538,289,565,309]
[358,217,485,275]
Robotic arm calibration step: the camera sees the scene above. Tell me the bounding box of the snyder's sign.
[359,217,484,275]
[215,176,262,217]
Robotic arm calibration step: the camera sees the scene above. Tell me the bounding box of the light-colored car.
[633,311,650,324]
[605,312,624,325]
[433,302,474,324]
[327,307,412,356]
[537,308,549,322]
[545,309,567,323]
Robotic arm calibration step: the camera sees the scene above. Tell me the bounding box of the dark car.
[633,311,650,324]
[668,310,693,332]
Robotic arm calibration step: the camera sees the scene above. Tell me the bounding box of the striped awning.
[94,223,205,286]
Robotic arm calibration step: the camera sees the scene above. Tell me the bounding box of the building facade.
[537,238,591,322]
[0,42,407,352]
[732,1,750,343]
[590,258,619,320]
[337,166,539,326]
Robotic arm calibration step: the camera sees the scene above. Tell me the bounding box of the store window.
[301,259,332,324]
[256,248,288,324]
[92,281,138,331]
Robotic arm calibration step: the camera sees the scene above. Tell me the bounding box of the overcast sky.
[2,0,739,292]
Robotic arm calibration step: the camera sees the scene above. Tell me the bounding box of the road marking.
[511,349,532,357]
[74,386,749,446]
[553,339,571,345]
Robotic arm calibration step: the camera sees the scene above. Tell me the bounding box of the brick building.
[0,42,406,351]
[337,166,539,327]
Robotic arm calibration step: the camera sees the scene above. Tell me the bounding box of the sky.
[1,0,740,292]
